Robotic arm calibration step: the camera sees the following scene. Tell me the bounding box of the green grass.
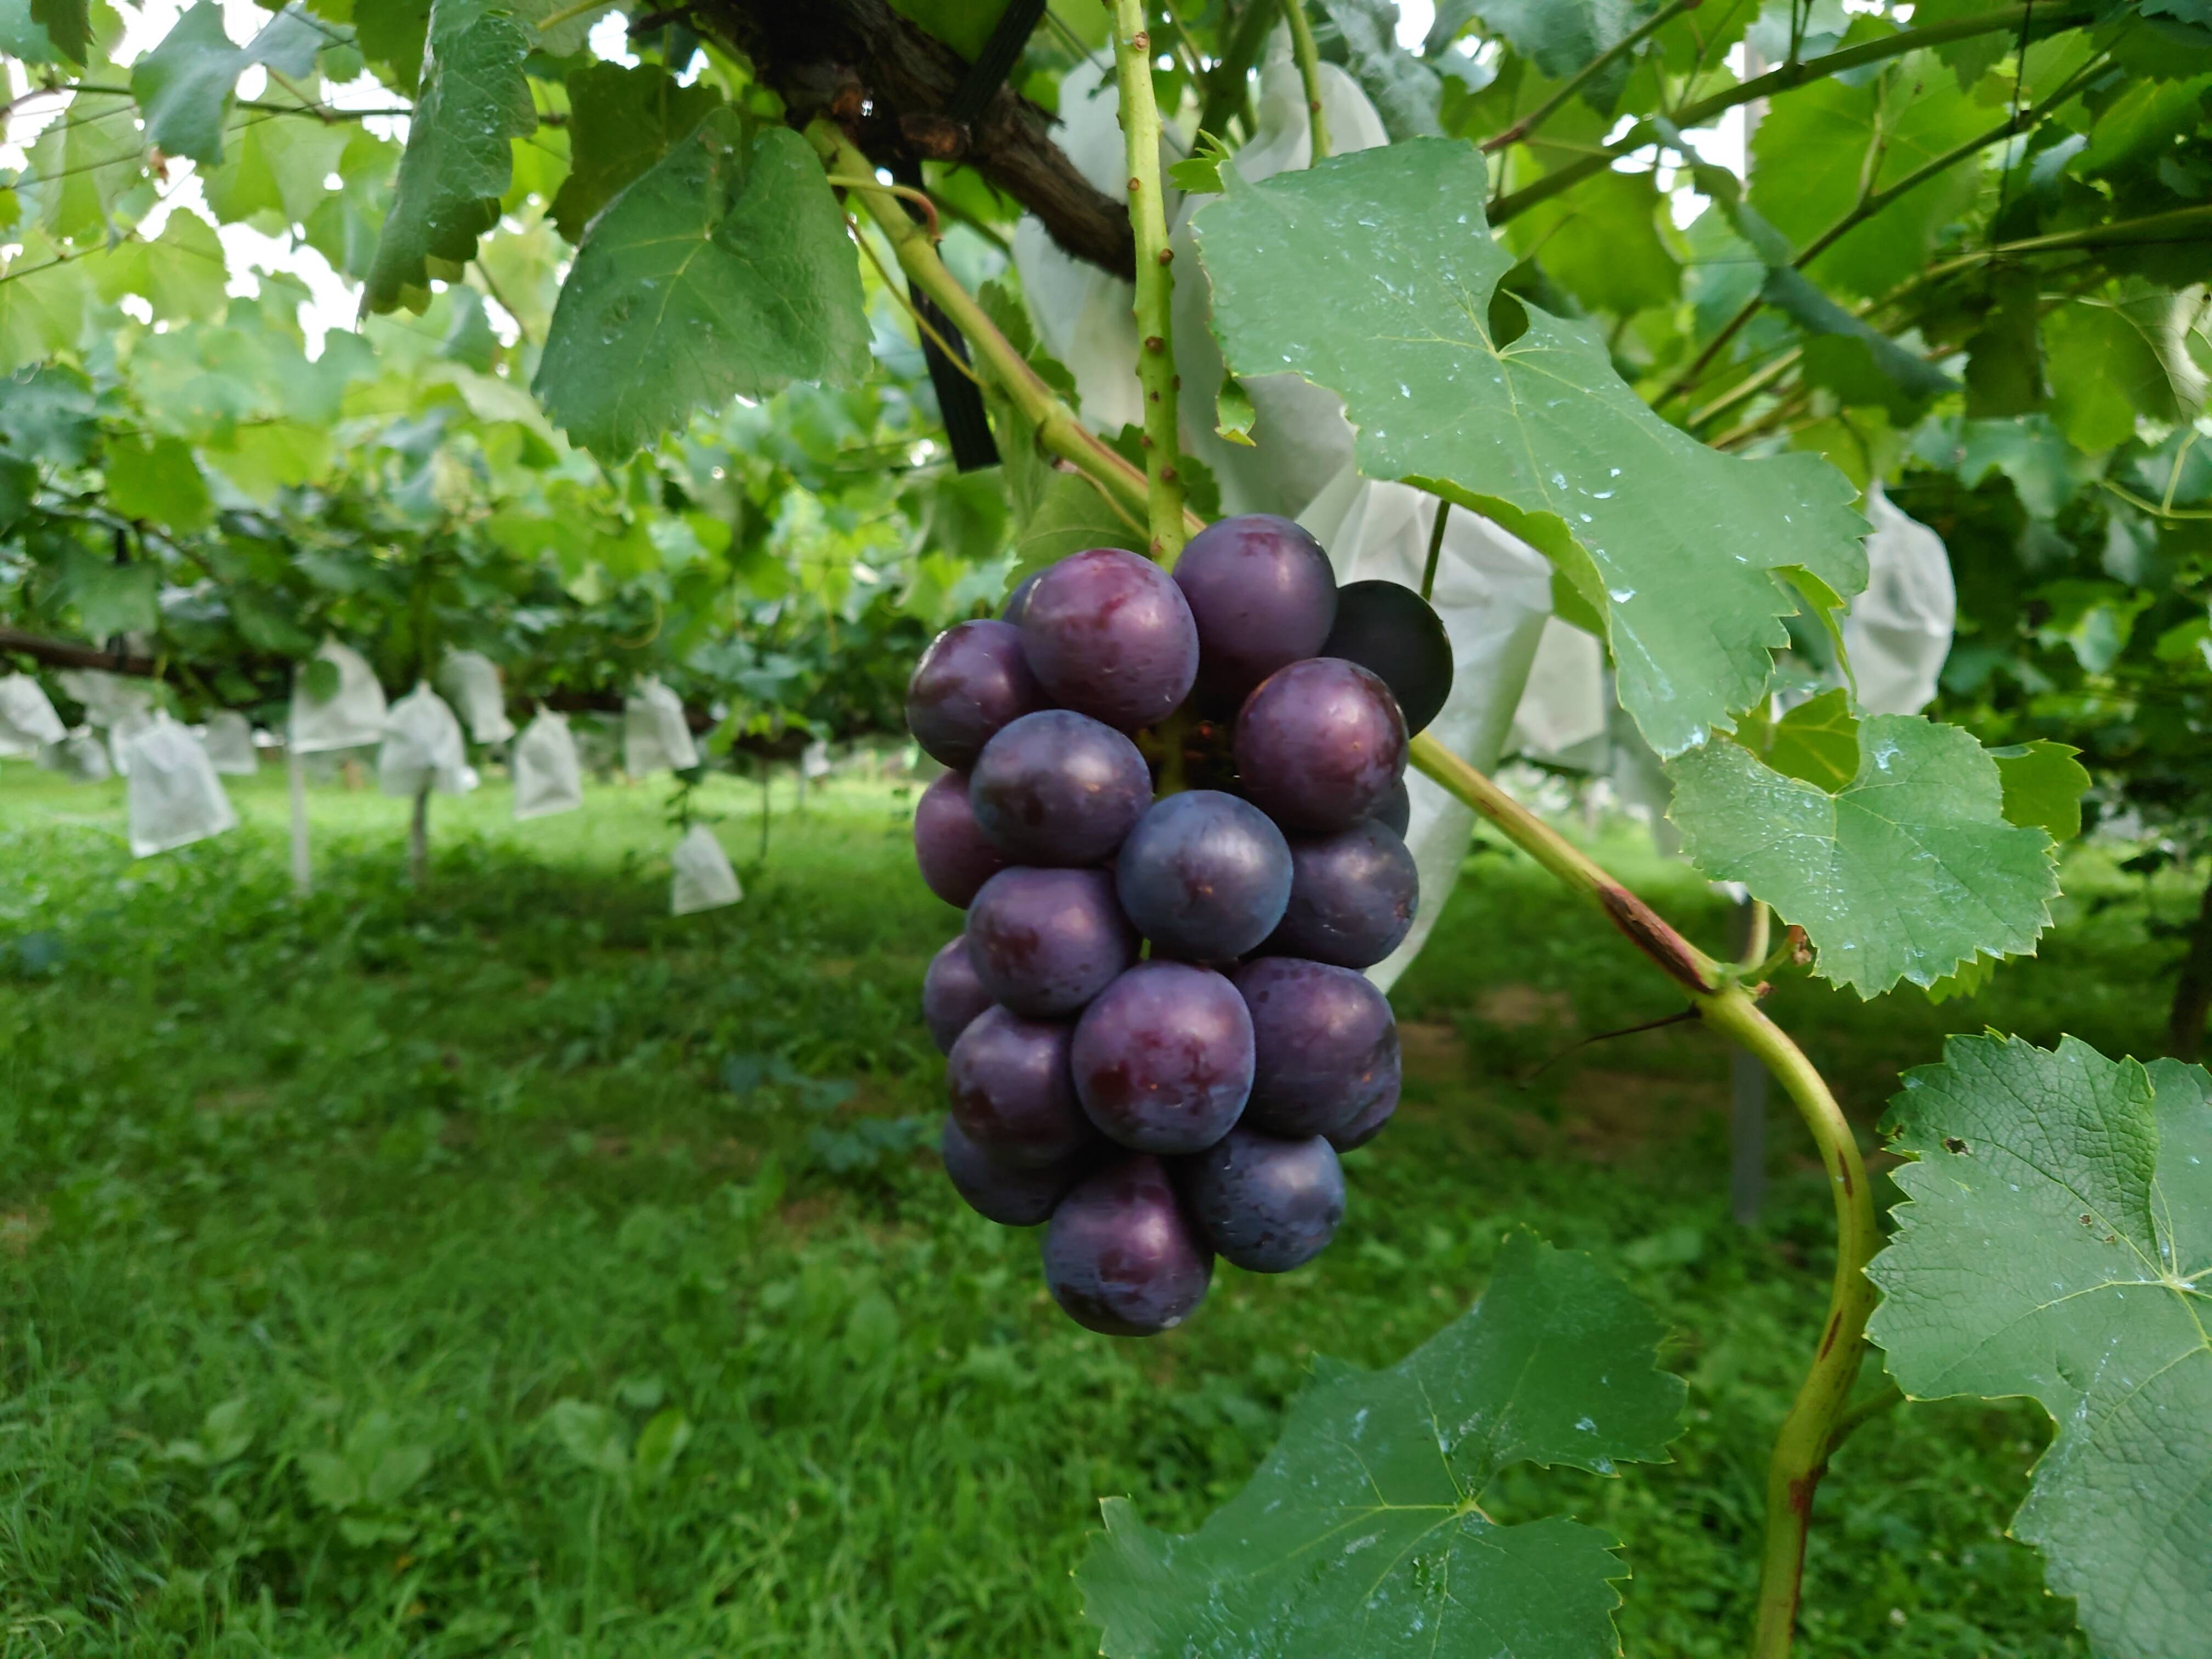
[0,759,2181,1657]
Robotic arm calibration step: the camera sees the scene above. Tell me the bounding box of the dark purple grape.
[1042,1155,1213,1335]
[906,619,1043,769]
[969,709,1151,866]
[1001,571,1040,624]
[1115,790,1291,962]
[923,935,993,1053]
[1019,548,1199,732]
[1234,956,1401,1137]
[1178,1127,1344,1272]
[1328,1080,1398,1152]
[1374,777,1411,837]
[966,867,1138,1016]
[941,1116,1088,1226]
[1322,580,1453,735]
[915,770,1007,908]
[946,1005,1095,1167]
[1071,961,1253,1154]
[1263,820,1420,968]
[1172,514,1337,696]
[1234,658,1408,833]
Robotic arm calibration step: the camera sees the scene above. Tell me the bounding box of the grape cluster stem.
[1410,733,1878,1659]
[1108,0,1190,562]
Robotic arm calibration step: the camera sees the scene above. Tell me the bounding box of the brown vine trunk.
[2166,864,2212,1059]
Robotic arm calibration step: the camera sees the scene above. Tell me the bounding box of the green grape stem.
[806,123,1205,552]
[1409,734,1878,1659]
[1108,0,1192,562]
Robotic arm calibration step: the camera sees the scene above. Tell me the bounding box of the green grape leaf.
[1464,0,1652,105]
[1762,267,1957,418]
[1192,138,1865,758]
[1314,0,1443,138]
[364,0,536,313]
[130,2,323,165]
[0,0,91,61]
[1666,714,2059,995]
[0,362,98,466]
[534,114,871,459]
[1077,1233,1685,1659]
[1869,1036,2212,1659]
[1502,167,1679,317]
[1747,55,1988,298]
[2044,287,2199,453]
[549,61,722,244]
[0,232,98,373]
[104,432,215,532]
[1991,740,2090,843]
[60,544,159,636]
[1757,687,1859,791]
[89,209,229,323]
[23,98,148,245]
[205,99,364,228]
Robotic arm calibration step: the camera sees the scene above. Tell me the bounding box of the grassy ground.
[0,757,2180,1658]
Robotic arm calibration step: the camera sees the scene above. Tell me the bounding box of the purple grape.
[1234,658,1408,833]
[1178,1126,1344,1272]
[915,770,1007,908]
[1019,548,1199,732]
[946,1005,1096,1168]
[969,709,1151,866]
[1071,961,1253,1154]
[941,1116,1088,1226]
[1115,790,1292,962]
[1002,571,1040,624]
[1042,1155,1213,1335]
[1374,777,1411,837]
[1234,956,1401,1137]
[1172,514,1338,696]
[922,935,993,1053]
[966,866,1138,1016]
[1263,820,1420,968]
[906,619,1044,769]
[1328,1080,1399,1152]
[1322,580,1454,735]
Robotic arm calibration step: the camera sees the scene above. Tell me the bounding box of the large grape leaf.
[129,2,323,165]
[363,0,537,313]
[1077,1233,1685,1659]
[548,61,721,244]
[535,114,870,458]
[1666,712,2060,995]
[1869,1036,2212,1659]
[1191,138,1865,758]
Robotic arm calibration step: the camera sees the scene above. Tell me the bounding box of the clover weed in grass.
[0,763,2135,1655]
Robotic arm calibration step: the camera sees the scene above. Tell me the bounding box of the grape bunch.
[906,515,1454,1336]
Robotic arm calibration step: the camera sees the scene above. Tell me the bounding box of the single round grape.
[1042,1155,1214,1335]
[941,1116,1088,1226]
[1071,961,1253,1154]
[1019,548,1199,732]
[969,709,1151,866]
[946,1005,1095,1168]
[1322,580,1453,735]
[1374,777,1411,837]
[1234,658,1408,833]
[905,619,1043,769]
[1327,1079,1399,1152]
[914,770,1007,908]
[1263,821,1420,968]
[1179,1127,1345,1272]
[1234,956,1401,1137]
[1172,514,1338,696]
[922,935,994,1054]
[1001,571,1040,625]
[1115,790,1292,961]
[966,866,1138,1017]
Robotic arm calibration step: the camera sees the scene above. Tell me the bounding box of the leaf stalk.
[1279,0,1331,162]
[1409,731,1881,1659]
